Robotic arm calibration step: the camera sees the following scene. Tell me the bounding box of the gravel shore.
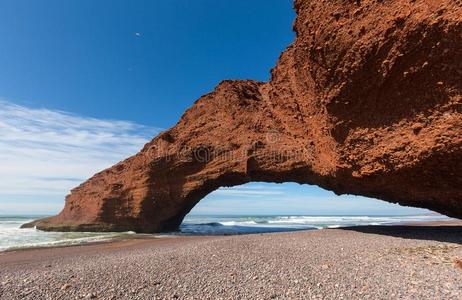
[1,225,462,299]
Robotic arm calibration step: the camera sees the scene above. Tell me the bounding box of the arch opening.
[178,182,447,235]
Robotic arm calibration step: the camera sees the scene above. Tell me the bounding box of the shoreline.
[2,218,460,255]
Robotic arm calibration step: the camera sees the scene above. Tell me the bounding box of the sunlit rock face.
[26,0,462,233]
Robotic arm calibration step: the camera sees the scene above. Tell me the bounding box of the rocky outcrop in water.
[26,0,462,232]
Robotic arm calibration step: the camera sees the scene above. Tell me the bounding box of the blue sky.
[0,1,428,216]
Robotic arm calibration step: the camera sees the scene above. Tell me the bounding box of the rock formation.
[26,0,462,232]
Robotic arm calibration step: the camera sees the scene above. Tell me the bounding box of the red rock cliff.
[27,0,462,232]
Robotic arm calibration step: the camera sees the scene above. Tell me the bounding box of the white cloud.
[0,100,160,198]
[213,185,284,197]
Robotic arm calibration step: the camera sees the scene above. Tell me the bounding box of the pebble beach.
[1,224,462,299]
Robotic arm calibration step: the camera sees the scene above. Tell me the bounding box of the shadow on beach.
[339,225,462,245]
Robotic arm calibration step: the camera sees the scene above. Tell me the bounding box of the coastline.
[2,221,462,299]
[3,214,449,253]
[2,218,459,255]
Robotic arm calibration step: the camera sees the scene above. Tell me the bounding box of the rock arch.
[28,0,462,232]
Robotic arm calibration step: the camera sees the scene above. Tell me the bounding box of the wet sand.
[1,222,462,299]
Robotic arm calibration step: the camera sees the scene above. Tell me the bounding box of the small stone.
[437,81,444,86]
[85,293,96,299]
[61,283,72,290]
[321,264,329,270]
[411,123,424,134]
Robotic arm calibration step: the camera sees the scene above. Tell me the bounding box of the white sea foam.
[219,221,259,226]
[0,216,134,252]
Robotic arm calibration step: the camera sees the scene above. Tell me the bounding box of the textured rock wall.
[27,0,462,232]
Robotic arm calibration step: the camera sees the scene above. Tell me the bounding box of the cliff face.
[28,0,462,232]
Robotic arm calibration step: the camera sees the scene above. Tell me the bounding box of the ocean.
[0,214,451,252]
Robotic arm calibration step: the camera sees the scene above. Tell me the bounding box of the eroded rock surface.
[28,0,462,232]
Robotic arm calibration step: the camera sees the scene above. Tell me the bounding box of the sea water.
[0,214,451,251]
[0,216,135,252]
[179,214,451,235]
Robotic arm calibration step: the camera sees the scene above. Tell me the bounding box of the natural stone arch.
[27,0,462,232]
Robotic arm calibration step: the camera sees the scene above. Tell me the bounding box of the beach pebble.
[84,293,96,299]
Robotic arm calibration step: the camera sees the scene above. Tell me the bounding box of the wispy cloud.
[0,100,160,198]
[213,185,284,197]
